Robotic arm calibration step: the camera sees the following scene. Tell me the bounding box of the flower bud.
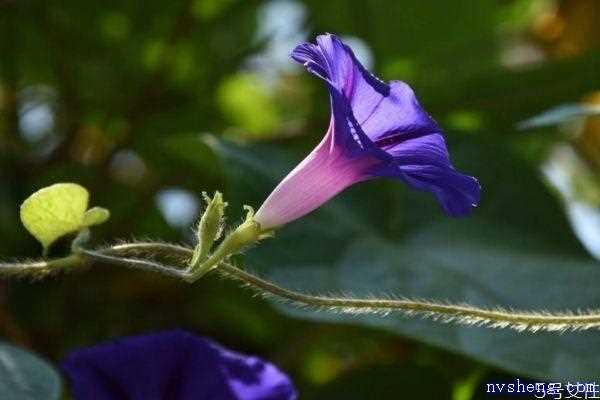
[191,191,227,266]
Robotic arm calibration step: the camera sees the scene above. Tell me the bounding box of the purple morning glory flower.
[254,34,480,229]
[61,330,297,400]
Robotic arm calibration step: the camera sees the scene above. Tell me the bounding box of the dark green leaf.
[0,342,61,400]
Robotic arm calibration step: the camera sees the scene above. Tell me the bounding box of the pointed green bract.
[20,183,109,254]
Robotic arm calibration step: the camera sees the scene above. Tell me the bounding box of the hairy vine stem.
[215,262,600,332]
[3,241,600,332]
[0,255,84,278]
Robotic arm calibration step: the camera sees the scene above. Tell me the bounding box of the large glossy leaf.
[0,342,61,400]
[213,138,600,380]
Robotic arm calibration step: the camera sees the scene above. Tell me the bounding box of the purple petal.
[373,132,481,216]
[291,35,439,145]
[61,330,297,400]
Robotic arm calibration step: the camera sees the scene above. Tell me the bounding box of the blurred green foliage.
[1,0,600,398]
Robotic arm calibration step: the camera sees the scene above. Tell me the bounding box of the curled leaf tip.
[242,205,255,220]
[83,207,111,227]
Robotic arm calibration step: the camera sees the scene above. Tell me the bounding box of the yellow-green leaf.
[20,183,90,253]
[82,207,110,227]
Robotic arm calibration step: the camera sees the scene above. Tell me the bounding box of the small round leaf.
[20,183,89,252]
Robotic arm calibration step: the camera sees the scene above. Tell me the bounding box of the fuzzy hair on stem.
[3,241,600,332]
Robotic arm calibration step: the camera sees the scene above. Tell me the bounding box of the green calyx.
[187,199,273,282]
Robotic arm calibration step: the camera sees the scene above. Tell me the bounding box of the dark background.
[1,0,600,398]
